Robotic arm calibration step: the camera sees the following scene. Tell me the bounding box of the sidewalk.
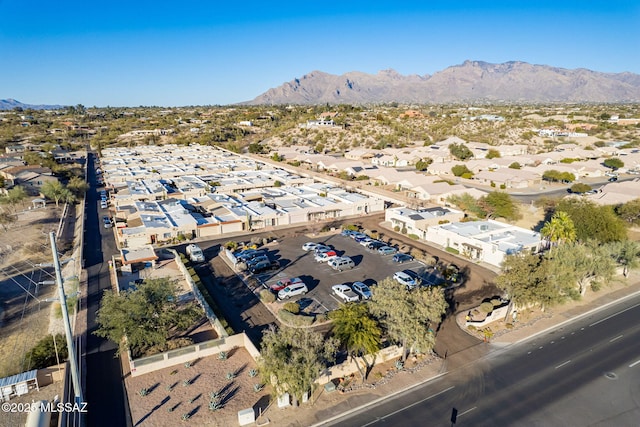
[258,272,640,427]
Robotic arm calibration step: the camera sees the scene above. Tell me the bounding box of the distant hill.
[246,61,640,105]
[0,98,64,111]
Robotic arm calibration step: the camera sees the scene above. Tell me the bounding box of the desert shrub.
[283,302,300,314]
[24,334,67,370]
[445,247,459,255]
[224,241,238,250]
[259,289,276,303]
[278,309,314,326]
[407,234,419,240]
[314,313,328,323]
[505,323,514,329]
[393,226,400,232]
[490,298,502,307]
[467,325,477,331]
[479,302,494,313]
[342,224,359,231]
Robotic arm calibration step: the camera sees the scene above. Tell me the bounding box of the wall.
[316,345,404,385]
[129,332,260,377]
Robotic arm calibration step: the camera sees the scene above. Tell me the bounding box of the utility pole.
[50,232,84,404]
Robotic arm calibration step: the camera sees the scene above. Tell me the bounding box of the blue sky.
[1,1,638,107]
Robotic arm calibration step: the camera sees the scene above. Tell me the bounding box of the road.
[325,293,640,426]
[83,152,131,427]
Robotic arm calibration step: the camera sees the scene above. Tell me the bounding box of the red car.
[269,277,303,292]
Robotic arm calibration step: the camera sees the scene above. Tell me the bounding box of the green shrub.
[24,334,68,370]
[479,302,494,313]
[393,226,400,232]
[224,241,238,250]
[283,302,300,314]
[259,289,276,303]
[278,309,314,326]
[490,298,502,306]
[342,224,359,231]
[499,184,506,190]
[490,181,496,188]
[445,247,459,255]
[407,234,419,240]
[467,325,477,331]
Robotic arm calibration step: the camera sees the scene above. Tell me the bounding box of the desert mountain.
[0,98,64,111]
[247,61,640,105]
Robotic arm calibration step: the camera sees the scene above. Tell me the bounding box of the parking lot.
[243,231,457,314]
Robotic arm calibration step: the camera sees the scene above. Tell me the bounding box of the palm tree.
[329,303,381,382]
[541,211,577,247]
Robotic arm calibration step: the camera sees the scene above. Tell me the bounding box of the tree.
[541,211,577,246]
[248,143,263,154]
[259,326,337,406]
[329,303,381,382]
[66,176,89,198]
[446,192,483,218]
[94,278,201,357]
[603,158,624,170]
[547,242,615,296]
[415,158,432,171]
[616,199,640,225]
[449,143,473,160]
[0,210,17,231]
[0,186,27,213]
[496,252,566,310]
[368,278,447,361]
[569,183,592,194]
[40,181,68,207]
[486,149,501,159]
[605,239,640,277]
[478,192,521,221]
[451,164,472,177]
[556,199,627,243]
[508,162,521,169]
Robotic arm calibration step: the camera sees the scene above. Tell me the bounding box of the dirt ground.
[125,347,270,427]
[0,204,69,378]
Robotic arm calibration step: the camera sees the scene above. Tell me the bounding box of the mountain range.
[247,60,640,105]
[0,98,64,111]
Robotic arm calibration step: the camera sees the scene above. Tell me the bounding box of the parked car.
[278,281,308,299]
[315,251,338,263]
[186,244,205,263]
[354,234,370,243]
[365,240,385,250]
[245,255,269,268]
[332,284,360,303]
[269,277,303,292]
[378,246,398,255]
[350,232,367,240]
[328,256,355,271]
[302,242,319,251]
[102,216,112,228]
[249,260,280,274]
[235,249,267,262]
[393,271,418,289]
[314,244,333,255]
[351,281,372,300]
[392,253,413,263]
[341,229,356,237]
[100,200,108,209]
[359,238,374,247]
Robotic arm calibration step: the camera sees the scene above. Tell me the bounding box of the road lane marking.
[458,407,477,417]
[629,360,640,368]
[555,360,571,369]
[610,335,623,342]
[589,302,640,327]
[360,386,455,427]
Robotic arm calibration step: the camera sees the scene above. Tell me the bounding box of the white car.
[302,242,318,251]
[351,281,372,300]
[332,284,360,303]
[393,271,418,289]
[315,251,338,263]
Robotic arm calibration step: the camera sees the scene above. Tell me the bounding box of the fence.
[128,332,260,377]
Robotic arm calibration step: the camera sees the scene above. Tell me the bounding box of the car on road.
[249,260,280,274]
[315,251,338,263]
[278,281,308,300]
[392,253,413,263]
[393,271,418,289]
[378,246,397,255]
[328,256,355,271]
[269,277,303,293]
[332,284,360,303]
[351,281,372,300]
[302,242,319,251]
[608,176,618,182]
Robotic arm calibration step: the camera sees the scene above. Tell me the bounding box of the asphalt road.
[325,293,640,427]
[83,153,131,427]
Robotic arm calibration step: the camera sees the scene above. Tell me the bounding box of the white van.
[328,256,355,271]
[278,282,308,299]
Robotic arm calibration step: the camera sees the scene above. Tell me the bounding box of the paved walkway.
[256,272,640,427]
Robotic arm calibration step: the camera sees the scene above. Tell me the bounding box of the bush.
[490,298,502,307]
[445,247,459,255]
[479,302,494,313]
[393,226,400,232]
[24,334,68,370]
[342,224,359,231]
[467,325,477,331]
[224,241,238,250]
[407,234,419,240]
[499,184,506,190]
[259,289,276,303]
[278,309,314,326]
[283,302,300,314]
[314,313,328,323]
